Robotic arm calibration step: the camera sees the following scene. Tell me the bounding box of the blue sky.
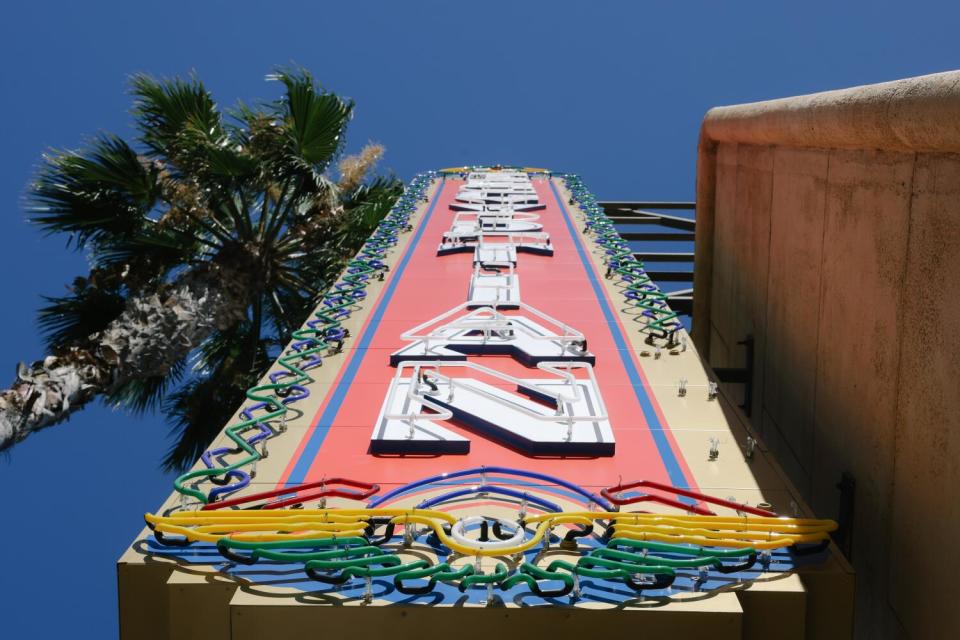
[0,1,956,637]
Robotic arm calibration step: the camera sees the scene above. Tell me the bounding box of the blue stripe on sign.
[547,179,690,490]
[287,177,446,484]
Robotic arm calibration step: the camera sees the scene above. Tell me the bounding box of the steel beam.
[618,230,695,241]
[600,201,696,211]
[632,251,695,261]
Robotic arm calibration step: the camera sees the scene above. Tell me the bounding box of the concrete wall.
[694,71,960,639]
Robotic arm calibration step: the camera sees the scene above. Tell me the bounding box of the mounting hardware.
[833,472,856,560]
[678,378,688,397]
[363,576,373,604]
[745,436,756,460]
[708,380,719,400]
[666,330,679,349]
[694,566,709,592]
[708,438,720,461]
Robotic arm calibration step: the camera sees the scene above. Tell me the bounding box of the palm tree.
[0,69,403,469]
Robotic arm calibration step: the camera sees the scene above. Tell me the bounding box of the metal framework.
[600,201,695,318]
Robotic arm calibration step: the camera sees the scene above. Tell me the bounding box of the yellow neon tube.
[146,509,837,556]
[612,524,830,541]
[191,522,366,535]
[151,523,367,543]
[525,512,837,530]
[610,530,825,550]
[612,524,829,544]
[149,514,371,526]
[150,508,457,523]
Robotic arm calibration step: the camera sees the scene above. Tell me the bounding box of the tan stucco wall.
[694,71,960,639]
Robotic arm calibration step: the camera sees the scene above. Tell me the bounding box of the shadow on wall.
[693,70,960,640]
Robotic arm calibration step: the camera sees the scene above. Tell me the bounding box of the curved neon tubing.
[147,507,836,555]
[218,537,370,564]
[601,478,777,517]
[415,484,561,512]
[335,559,431,581]
[611,530,823,550]
[449,516,524,552]
[576,555,676,577]
[591,547,732,570]
[203,477,379,511]
[459,563,509,588]
[148,507,457,524]
[607,538,758,560]
[368,466,613,511]
[150,524,369,544]
[147,509,590,556]
[500,563,575,595]
[525,511,836,530]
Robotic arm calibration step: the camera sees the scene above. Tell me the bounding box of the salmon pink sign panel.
[279,175,695,492]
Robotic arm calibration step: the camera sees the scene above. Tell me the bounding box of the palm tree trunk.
[0,263,249,450]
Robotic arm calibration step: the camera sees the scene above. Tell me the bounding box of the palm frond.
[272,68,353,169]
[339,174,402,210]
[90,224,206,273]
[192,321,257,374]
[336,176,403,244]
[131,73,223,164]
[107,357,187,415]
[205,144,257,179]
[37,285,126,351]
[28,134,159,248]
[18,66,401,467]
